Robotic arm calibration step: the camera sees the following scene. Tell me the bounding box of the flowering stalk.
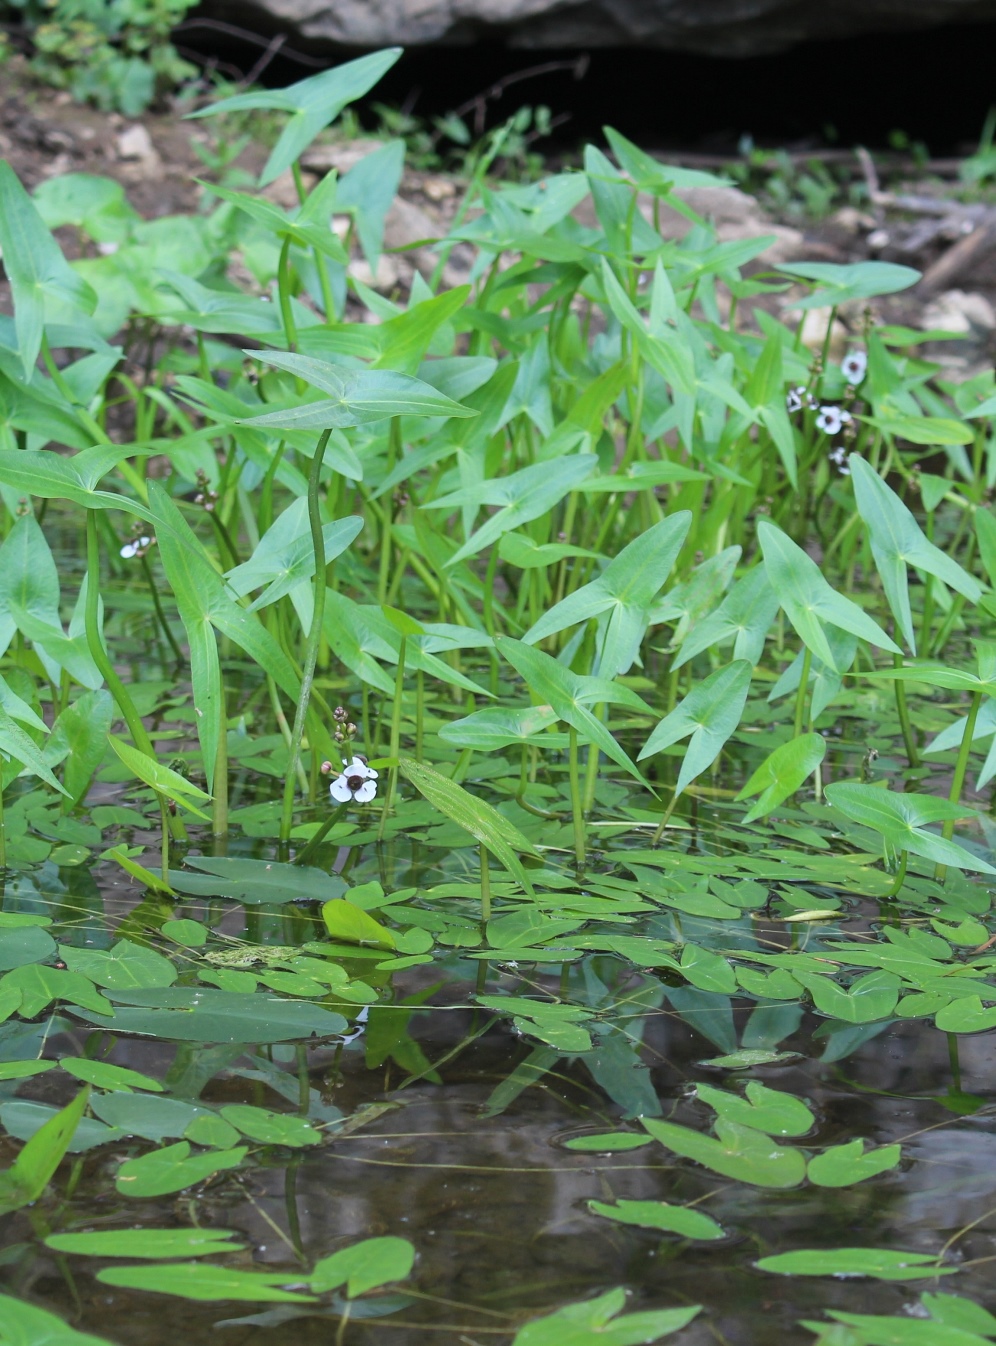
[568,726,585,874]
[280,428,333,845]
[378,633,407,838]
[936,689,983,883]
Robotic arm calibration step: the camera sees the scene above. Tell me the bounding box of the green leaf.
[439,706,565,752]
[109,736,212,819]
[424,455,598,567]
[219,1104,321,1148]
[780,260,920,310]
[60,938,177,990]
[321,899,396,950]
[807,1139,902,1187]
[226,502,364,611]
[935,996,996,1034]
[870,415,974,446]
[47,689,112,807]
[187,49,402,187]
[825,781,996,874]
[494,638,646,786]
[849,455,982,652]
[46,1228,244,1259]
[523,515,691,676]
[0,1088,88,1215]
[589,1199,724,1240]
[169,856,345,905]
[0,1060,54,1081]
[563,1133,653,1153]
[824,1311,991,1345]
[736,733,827,822]
[89,1093,209,1143]
[0,964,112,1016]
[0,925,56,971]
[0,447,154,519]
[639,660,751,794]
[695,1081,815,1137]
[794,969,901,1023]
[310,1236,415,1296]
[0,161,97,375]
[0,706,68,797]
[0,1294,115,1346]
[96,1262,316,1303]
[513,1287,699,1346]
[61,1058,163,1093]
[642,1117,806,1188]
[69,985,348,1043]
[759,520,901,668]
[757,1248,952,1280]
[399,757,540,895]
[161,919,208,948]
[238,357,476,432]
[115,1141,247,1197]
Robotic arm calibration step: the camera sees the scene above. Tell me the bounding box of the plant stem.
[0,786,7,870]
[292,801,348,867]
[887,847,908,898]
[651,789,679,846]
[212,704,228,839]
[378,633,407,838]
[936,689,983,883]
[85,512,154,756]
[568,726,585,875]
[892,653,920,768]
[479,842,491,926]
[277,236,298,351]
[280,429,332,845]
[793,645,813,739]
[139,553,184,662]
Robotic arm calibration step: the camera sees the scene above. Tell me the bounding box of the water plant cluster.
[4,44,996,1346]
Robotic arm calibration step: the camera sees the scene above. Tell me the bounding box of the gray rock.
[244,0,996,55]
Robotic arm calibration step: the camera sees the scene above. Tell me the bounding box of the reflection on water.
[5,967,996,1345]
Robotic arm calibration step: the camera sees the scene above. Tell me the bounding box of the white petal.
[330,777,352,803]
[354,780,377,803]
[119,543,137,558]
[365,766,378,780]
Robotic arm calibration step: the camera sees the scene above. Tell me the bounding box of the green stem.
[292,801,348,868]
[651,789,679,846]
[378,633,406,838]
[887,847,908,898]
[279,429,333,845]
[568,726,585,875]
[139,553,183,662]
[937,689,983,882]
[0,786,6,870]
[212,702,228,839]
[893,653,920,769]
[479,842,491,927]
[277,236,298,352]
[793,645,813,739]
[85,512,154,755]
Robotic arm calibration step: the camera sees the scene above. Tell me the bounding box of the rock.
[798,306,849,357]
[240,0,996,55]
[350,255,401,290]
[116,124,157,165]
[921,289,996,333]
[301,138,384,175]
[261,169,304,209]
[384,195,443,277]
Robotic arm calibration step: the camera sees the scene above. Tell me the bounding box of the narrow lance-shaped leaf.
[399,758,540,896]
[494,636,647,786]
[825,780,996,874]
[849,453,982,652]
[0,161,97,375]
[186,49,402,187]
[236,355,477,432]
[736,733,826,823]
[423,455,599,567]
[524,514,692,677]
[639,661,752,796]
[758,520,901,670]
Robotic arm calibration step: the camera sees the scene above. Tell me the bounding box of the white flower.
[828,445,851,476]
[786,387,803,413]
[816,405,852,436]
[841,350,867,384]
[329,755,378,804]
[120,536,153,559]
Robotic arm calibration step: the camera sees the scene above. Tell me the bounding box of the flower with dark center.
[329,755,378,804]
[816,405,852,436]
[841,350,867,384]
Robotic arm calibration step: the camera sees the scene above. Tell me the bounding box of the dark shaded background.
[176,17,996,155]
